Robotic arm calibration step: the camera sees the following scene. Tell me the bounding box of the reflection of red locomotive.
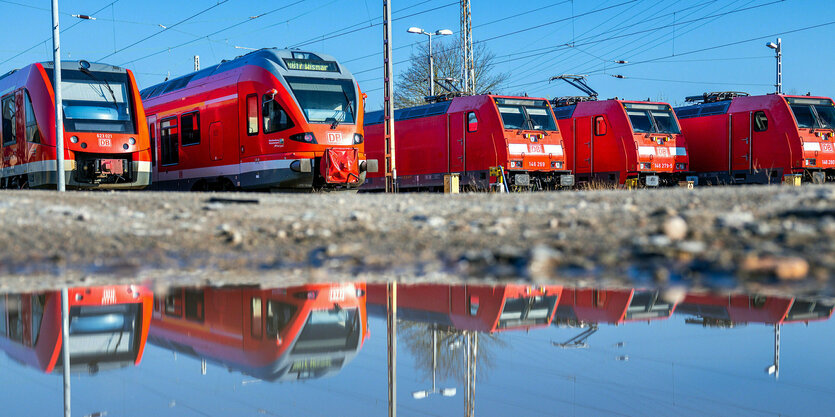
[367,284,563,332]
[677,293,834,326]
[0,285,153,373]
[554,288,677,325]
[148,283,368,381]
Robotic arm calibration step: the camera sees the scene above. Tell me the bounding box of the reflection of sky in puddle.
[1,285,834,416]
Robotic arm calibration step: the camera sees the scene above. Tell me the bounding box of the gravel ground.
[0,185,834,295]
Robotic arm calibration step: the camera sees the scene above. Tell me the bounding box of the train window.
[263,96,294,133]
[594,116,607,136]
[266,301,297,338]
[0,296,6,336]
[160,117,179,165]
[246,94,258,135]
[164,290,183,317]
[2,95,16,146]
[181,112,200,146]
[23,90,41,143]
[7,295,22,342]
[753,111,768,132]
[31,295,44,346]
[184,289,204,322]
[251,297,263,339]
[467,112,478,132]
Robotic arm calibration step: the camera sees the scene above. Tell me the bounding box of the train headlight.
[353,133,363,144]
[510,160,523,168]
[123,144,129,150]
[128,137,136,145]
[289,132,317,144]
[675,163,686,170]
[70,136,79,143]
[551,161,563,169]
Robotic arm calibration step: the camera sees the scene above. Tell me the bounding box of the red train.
[363,95,574,191]
[148,283,368,381]
[677,293,834,326]
[0,60,151,189]
[674,92,835,184]
[140,49,372,191]
[553,98,691,186]
[367,283,563,332]
[0,285,153,374]
[554,288,677,326]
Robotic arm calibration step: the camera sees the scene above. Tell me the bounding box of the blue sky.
[0,0,833,110]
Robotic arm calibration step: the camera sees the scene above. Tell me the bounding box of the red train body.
[0,285,153,374]
[554,288,677,326]
[553,99,691,186]
[0,61,151,189]
[363,95,574,191]
[677,293,833,326]
[674,93,835,184]
[148,283,368,382]
[140,49,371,191]
[367,283,563,333]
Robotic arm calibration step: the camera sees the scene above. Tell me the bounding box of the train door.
[158,116,180,187]
[147,115,158,182]
[749,110,770,172]
[1,91,20,175]
[449,112,465,173]
[209,122,223,162]
[574,116,593,175]
[731,112,752,172]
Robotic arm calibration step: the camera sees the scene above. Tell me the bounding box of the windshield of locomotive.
[495,98,558,131]
[46,68,136,134]
[498,295,559,329]
[787,97,835,129]
[291,307,360,354]
[285,77,357,124]
[623,102,681,134]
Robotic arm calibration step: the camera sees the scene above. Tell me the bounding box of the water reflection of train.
[0,285,153,374]
[676,293,834,327]
[367,284,563,332]
[554,288,677,326]
[148,283,368,382]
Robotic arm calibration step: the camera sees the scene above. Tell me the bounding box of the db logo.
[99,138,112,147]
[102,288,116,305]
[657,147,669,157]
[823,143,834,153]
[326,132,342,144]
[529,144,543,153]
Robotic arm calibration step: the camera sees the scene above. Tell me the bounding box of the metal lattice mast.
[383,0,397,192]
[460,0,474,94]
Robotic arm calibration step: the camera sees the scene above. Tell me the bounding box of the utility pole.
[460,0,474,94]
[52,0,66,191]
[766,38,782,94]
[383,0,397,193]
[194,55,200,71]
[387,282,397,417]
[61,288,71,417]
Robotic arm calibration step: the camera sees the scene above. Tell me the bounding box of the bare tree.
[394,38,509,108]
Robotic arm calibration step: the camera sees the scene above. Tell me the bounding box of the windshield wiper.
[331,89,356,129]
[79,67,119,108]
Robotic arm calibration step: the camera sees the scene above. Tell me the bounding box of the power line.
[99,0,230,61]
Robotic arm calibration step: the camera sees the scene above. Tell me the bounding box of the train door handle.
[458,138,464,144]
[241,146,245,153]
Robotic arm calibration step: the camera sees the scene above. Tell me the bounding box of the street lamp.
[765,38,782,94]
[407,27,452,97]
[411,327,457,400]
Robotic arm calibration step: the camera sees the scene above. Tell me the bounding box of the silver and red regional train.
[140,48,374,191]
[0,60,151,189]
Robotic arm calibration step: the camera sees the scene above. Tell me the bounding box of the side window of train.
[467,112,478,132]
[0,295,6,336]
[160,117,179,165]
[2,94,16,146]
[262,95,294,134]
[753,111,768,132]
[594,116,607,136]
[181,111,200,146]
[251,297,262,339]
[23,90,40,143]
[184,289,204,322]
[246,94,258,135]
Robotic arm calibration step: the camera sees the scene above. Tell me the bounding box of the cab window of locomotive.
[246,94,258,135]
[495,99,557,131]
[160,117,179,166]
[813,102,835,129]
[790,104,816,128]
[262,95,294,133]
[180,112,200,146]
[626,110,653,133]
[31,295,44,346]
[2,95,16,146]
[266,301,297,338]
[650,110,681,134]
[753,111,769,132]
[284,77,356,124]
[45,68,136,134]
[497,105,525,129]
[23,90,41,143]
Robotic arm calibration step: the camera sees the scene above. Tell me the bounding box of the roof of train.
[139,48,354,102]
[0,60,128,84]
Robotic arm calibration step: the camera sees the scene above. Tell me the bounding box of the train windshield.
[45,68,136,134]
[58,303,140,369]
[623,102,681,134]
[498,295,558,329]
[285,77,356,124]
[786,97,835,129]
[495,98,558,131]
[291,307,360,354]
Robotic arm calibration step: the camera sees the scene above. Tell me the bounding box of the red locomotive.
[148,283,368,382]
[140,49,373,191]
[0,285,153,374]
[677,293,833,326]
[367,283,563,333]
[0,60,151,189]
[674,92,835,184]
[363,94,574,191]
